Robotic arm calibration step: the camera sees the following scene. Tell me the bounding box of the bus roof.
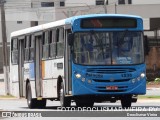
[65,14,142,24]
[11,14,142,38]
[11,19,65,38]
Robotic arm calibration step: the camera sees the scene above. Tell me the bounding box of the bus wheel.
[121,95,132,109]
[59,82,71,107]
[37,99,46,108]
[27,83,37,109]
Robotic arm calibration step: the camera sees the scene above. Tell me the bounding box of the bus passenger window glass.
[57,28,64,57]
[11,39,18,64]
[44,31,50,44]
[42,31,50,59]
[58,28,64,42]
[29,36,34,61]
[51,29,56,43]
[50,29,56,58]
[12,39,17,50]
[24,36,30,62]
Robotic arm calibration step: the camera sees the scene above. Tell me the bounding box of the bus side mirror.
[68,33,74,46]
[144,35,150,56]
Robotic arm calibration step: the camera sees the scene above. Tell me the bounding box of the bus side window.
[50,29,56,58]
[29,35,35,61]
[24,35,30,62]
[11,38,18,64]
[42,31,50,59]
[56,28,64,57]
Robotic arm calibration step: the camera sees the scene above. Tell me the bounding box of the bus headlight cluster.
[88,80,92,84]
[131,73,145,83]
[131,78,136,83]
[82,77,86,82]
[75,73,92,83]
[140,73,145,78]
[75,73,86,82]
[75,73,81,79]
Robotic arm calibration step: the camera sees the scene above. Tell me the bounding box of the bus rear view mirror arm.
[68,33,74,46]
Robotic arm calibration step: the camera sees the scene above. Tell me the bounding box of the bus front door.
[18,38,25,97]
[34,35,42,97]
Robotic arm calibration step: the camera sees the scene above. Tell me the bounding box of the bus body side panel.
[41,60,57,98]
[24,63,36,98]
[42,60,54,98]
[42,80,58,98]
[30,81,36,98]
[10,65,19,97]
[41,58,64,98]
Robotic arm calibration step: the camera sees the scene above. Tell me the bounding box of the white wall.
[66,0,95,6]
[65,0,119,6]
[31,0,65,8]
[133,0,160,4]
[6,21,30,41]
[1,1,160,43]
[0,7,55,43]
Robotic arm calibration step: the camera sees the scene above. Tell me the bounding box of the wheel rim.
[27,97,31,105]
[27,85,31,106]
[60,85,64,105]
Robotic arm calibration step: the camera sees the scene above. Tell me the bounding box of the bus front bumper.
[72,78,146,96]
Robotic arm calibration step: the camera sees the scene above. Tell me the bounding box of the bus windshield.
[73,31,144,65]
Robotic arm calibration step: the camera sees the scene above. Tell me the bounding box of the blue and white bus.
[10,14,147,109]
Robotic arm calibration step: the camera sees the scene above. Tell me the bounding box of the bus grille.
[86,68,136,74]
[92,79,130,83]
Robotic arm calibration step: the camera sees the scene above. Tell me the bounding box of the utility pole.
[0,0,9,95]
[104,0,108,14]
[115,3,117,14]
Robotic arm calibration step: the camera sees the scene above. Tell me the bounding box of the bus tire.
[59,82,71,107]
[37,99,46,108]
[121,95,132,109]
[26,83,37,109]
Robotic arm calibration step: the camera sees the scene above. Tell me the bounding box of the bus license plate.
[106,86,118,90]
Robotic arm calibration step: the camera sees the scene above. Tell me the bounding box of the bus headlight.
[75,73,81,79]
[140,73,145,78]
[137,77,141,81]
[82,78,86,82]
[132,78,136,83]
[88,80,92,84]
[132,73,145,83]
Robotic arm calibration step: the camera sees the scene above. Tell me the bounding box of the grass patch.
[138,95,160,99]
[0,95,15,99]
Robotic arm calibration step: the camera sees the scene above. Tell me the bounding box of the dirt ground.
[147,82,160,88]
